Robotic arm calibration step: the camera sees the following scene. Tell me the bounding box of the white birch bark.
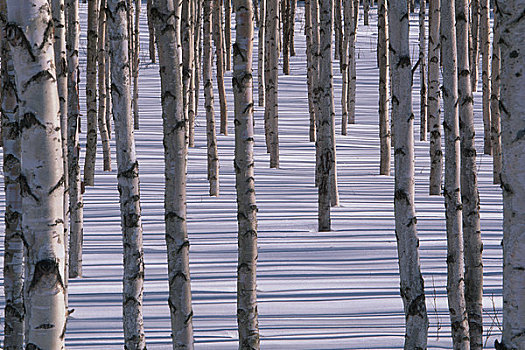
[378,0,390,175]
[203,0,219,197]
[428,0,442,195]
[98,0,112,171]
[498,1,525,348]
[182,0,194,145]
[258,0,266,107]
[347,0,356,125]
[213,0,228,135]
[388,0,429,346]
[151,0,195,347]
[105,28,112,138]
[419,0,427,141]
[340,0,352,136]
[84,0,99,186]
[305,0,316,141]
[107,1,146,348]
[490,12,501,185]
[480,0,491,155]
[232,0,261,346]
[441,0,470,347]
[469,0,479,91]
[193,0,201,127]
[456,0,483,347]
[6,1,67,348]
[1,13,24,347]
[334,0,342,60]
[132,0,140,130]
[265,0,279,168]
[66,0,84,279]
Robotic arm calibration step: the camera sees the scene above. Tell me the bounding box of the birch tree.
[98,0,112,171]
[213,0,228,135]
[265,0,279,167]
[427,0,442,195]
[147,0,156,62]
[132,0,141,130]
[232,0,261,346]
[151,0,195,347]
[378,0,390,175]
[182,0,194,145]
[258,0,266,106]
[1,9,24,346]
[388,0,429,346]
[225,0,232,70]
[480,0,491,155]
[305,0,316,141]
[441,0,470,347]
[490,12,501,185]
[7,1,67,348]
[419,0,427,141]
[456,0,483,347]
[107,0,147,348]
[469,0,479,91]
[347,0,356,125]
[498,0,525,348]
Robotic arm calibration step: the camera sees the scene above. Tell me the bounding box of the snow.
[0,3,503,349]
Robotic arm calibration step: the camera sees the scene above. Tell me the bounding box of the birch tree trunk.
[456,0,483,347]
[480,0,491,155]
[469,0,479,91]
[1,13,24,347]
[7,1,67,348]
[282,0,290,74]
[225,0,231,71]
[67,0,84,279]
[107,1,146,348]
[419,0,427,141]
[213,0,228,135]
[105,29,113,138]
[441,0,471,348]
[84,0,99,186]
[232,0,261,346]
[258,0,266,106]
[151,0,195,347]
[98,0,112,171]
[388,0,429,346]
[193,0,202,125]
[490,12,501,185]
[305,0,316,141]
[334,0,342,61]
[347,0,356,125]
[427,0,442,195]
[182,0,194,145]
[147,0,156,62]
[265,0,279,168]
[340,0,351,135]
[203,0,220,196]
[498,0,525,348]
[289,0,296,56]
[378,0,390,175]
[133,0,141,130]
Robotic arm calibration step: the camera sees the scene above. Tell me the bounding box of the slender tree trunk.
[7,1,67,348]
[305,0,316,141]
[282,0,290,74]
[1,12,24,347]
[193,0,202,125]
[347,1,356,124]
[388,0,429,347]
[182,0,194,145]
[151,0,195,347]
[490,12,501,185]
[334,0,342,60]
[133,0,140,130]
[419,0,427,141]
[340,0,351,135]
[105,28,113,138]
[363,0,369,25]
[213,0,228,135]
[84,0,99,186]
[225,0,231,70]
[107,1,147,348]
[232,0,261,346]
[480,0,491,155]
[456,0,483,348]
[98,0,112,171]
[469,0,479,91]
[289,0,296,56]
[147,0,156,62]
[258,0,266,106]
[428,0,442,195]
[378,0,390,175]
[67,0,84,279]
[203,0,220,196]
[187,0,197,148]
[498,0,525,348]
[441,0,471,348]
[265,0,279,167]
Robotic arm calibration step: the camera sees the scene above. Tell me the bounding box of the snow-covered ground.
[1,4,503,349]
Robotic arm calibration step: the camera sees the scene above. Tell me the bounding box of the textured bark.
[305,0,316,141]
[378,0,390,175]
[225,0,231,70]
[347,0,356,125]
[7,1,67,348]
[419,0,427,141]
[133,0,140,130]
[441,0,471,348]
[469,0,479,91]
[265,0,279,167]
[203,0,219,197]
[213,0,228,135]
[388,0,429,347]
[98,0,112,171]
[147,0,156,62]
[498,1,525,348]
[456,0,483,348]
[84,0,99,187]
[334,0,342,60]
[232,0,261,346]
[182,0,194,145]
[282,0,290,74]
[1,9,24,347]
[258,0,266,106]
[151,0,195,348]
[107,1,147,348]
[67,0,84,279]
[105,28,112,138]
[490,12,501,185]
[480,0,491,155]
[428,0,442,195]
[193,0,201,126]
[340,0,350,135]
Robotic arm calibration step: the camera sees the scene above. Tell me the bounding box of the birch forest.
[0,0,524,349]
